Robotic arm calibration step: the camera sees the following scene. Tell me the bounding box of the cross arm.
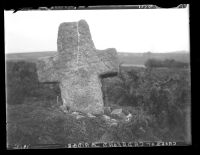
[36,55,59,83]
[96,48,119,75]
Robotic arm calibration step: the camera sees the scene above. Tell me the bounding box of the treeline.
[145,59,189,68]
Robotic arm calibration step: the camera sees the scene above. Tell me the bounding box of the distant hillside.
[118,52,190,65]
[5,51,56,62]
[5,51,190,65]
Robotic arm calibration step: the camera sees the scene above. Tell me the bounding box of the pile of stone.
[60,104,133,127]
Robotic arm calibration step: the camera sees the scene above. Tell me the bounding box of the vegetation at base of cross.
[102,66,191,142]
[6,60,191,145]
[144,58,189,68]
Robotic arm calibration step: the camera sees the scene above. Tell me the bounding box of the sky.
[4,7,190,54]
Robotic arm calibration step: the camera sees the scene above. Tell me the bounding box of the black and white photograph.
[5,5,191,149]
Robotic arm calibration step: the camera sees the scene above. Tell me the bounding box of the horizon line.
[5,50,190,55]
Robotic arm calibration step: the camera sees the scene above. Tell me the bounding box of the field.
[6,51,190,64]
[5,51,191,147]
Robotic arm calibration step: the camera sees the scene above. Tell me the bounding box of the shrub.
[102,66,190,142]
[6,60,60,105]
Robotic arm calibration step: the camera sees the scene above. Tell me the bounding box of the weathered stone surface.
[36,19,119,114]
[111,108,123,115]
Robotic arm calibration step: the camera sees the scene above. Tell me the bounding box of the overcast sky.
[4,7,189,54]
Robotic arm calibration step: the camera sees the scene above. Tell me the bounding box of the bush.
[6,60,60,105]
[102,66,190,142]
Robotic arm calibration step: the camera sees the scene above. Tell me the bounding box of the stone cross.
[36,20,119,114]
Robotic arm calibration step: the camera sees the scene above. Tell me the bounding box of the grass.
[7,99,98,145]
[7,97,162,146]
[6,59,191,147]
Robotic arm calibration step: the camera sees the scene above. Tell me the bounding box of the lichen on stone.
[36,20,119,114]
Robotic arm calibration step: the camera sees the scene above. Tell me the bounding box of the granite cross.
[36,20,119,114]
